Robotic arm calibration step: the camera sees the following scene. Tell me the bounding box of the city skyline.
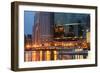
[24,11,90,62]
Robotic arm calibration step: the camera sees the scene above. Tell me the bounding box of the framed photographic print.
[11,1,97,71]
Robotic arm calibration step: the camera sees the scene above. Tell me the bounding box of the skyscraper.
[32,12,54,45]
[32,12,54,61]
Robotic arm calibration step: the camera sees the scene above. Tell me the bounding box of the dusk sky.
[24,11,35,35]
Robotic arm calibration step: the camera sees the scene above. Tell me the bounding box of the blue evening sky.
[24,11,35,35]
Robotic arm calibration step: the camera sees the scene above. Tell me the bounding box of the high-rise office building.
[54,13,90,38]
[32,12,54,45]
[32,12,55,61]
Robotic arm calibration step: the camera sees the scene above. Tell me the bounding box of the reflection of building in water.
[24,12,90,62]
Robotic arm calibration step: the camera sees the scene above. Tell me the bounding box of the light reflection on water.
[24,48,89,62]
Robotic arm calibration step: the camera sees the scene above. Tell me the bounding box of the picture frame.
[11,1,97,71]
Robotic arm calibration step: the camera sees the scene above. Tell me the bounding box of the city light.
[26,44,31,49]
[24,12,90,62]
